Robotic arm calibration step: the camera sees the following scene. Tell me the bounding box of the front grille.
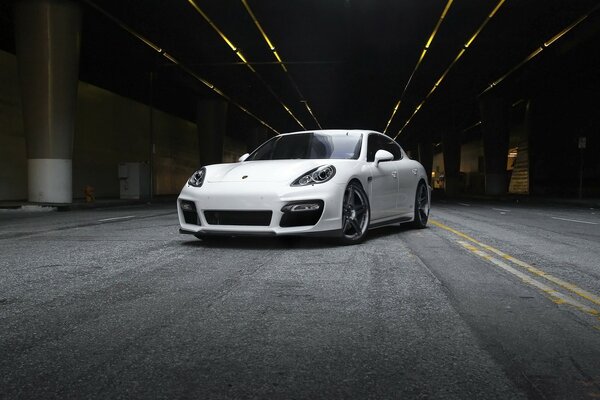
[204,210,272,226]
[180,200,199,225]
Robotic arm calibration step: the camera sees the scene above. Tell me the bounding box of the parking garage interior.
[1,1,600,399]
[1,0,599,203]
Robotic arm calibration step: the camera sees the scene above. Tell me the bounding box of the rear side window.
[366,134,403,162]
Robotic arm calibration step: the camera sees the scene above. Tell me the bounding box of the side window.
[367,134,384,162]
[384,139,402,160]
[367,134,402,162]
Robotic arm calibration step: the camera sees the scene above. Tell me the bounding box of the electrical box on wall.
[118,162,150,200]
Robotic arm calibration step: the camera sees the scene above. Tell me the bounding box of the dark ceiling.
[1,0,599,146]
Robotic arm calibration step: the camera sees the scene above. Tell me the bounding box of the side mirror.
[374,149,394,165]
[238,153,250,162]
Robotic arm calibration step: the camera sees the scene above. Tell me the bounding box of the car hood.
[206,160,332,183]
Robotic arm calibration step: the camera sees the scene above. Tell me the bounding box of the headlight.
[291,165,336,186]
[188,168,206,187]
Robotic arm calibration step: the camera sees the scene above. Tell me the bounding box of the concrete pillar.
[479,95,510,195]
[15,0,81,203]
[417,139,433,185]
[196,99,228,166]
[442,131,461,196]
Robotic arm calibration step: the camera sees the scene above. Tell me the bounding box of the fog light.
[181,201,194,211]
[281,203,321,212]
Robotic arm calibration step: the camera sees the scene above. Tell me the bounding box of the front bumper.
[177,181,345,236]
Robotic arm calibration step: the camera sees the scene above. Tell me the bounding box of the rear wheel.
[339,182,370,244]
[411,181,429,229]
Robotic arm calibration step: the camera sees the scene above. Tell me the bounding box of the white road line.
[492,208,510,212]
[551,216,598,225]
[457,240,599,316]
[458,203,471,207]
[98,215,135,222]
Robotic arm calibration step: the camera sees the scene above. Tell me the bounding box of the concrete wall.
[0,50,27,200]
[0,49,200,200]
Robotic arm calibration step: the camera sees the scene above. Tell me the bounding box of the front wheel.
[410,181,429,229]
[339,182,370,245]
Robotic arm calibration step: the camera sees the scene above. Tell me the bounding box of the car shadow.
[179,224,414,250]
[180,235,339,250]
[366,224,413,240]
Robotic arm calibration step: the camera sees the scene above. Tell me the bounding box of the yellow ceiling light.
[452,48,466,64]
[241,0,321,129]
[488,0,506,18]
[426,85,437,98]
[434,73,446,88]
[525,47,543,62]
[162,52,179,65]
[302,101,320,129]
[383,0,454,134]
[187,0,237,52]
[241,0,275,50]
[480,4,598,96]
[82,0,279,135]
[543,15,585,48]
[187,0,304,129]
[395,0,506,138]
[383,100,401,134]
[423,0,454,52]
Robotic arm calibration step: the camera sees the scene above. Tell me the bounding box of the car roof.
[277,129,380,137]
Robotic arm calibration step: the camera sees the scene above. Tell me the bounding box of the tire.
[339,181,370,245]
[411,181,429,229]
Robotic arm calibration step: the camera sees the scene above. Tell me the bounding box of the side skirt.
[368,216,412,230]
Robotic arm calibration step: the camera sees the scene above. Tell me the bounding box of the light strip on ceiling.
[394,0,506,140]
[82,0,278,134]
[187,0,305,129]
[241,0,322,129]
[480,4,599,95]
[383,0,454,134]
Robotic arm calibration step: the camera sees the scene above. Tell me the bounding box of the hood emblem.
[242,175,248,179]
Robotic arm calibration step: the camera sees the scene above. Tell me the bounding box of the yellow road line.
[457,240,599,316]
[430,219,600,308]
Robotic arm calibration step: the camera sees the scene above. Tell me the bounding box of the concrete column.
[479,95,510,195]
[417,139,433,185]
[15,0,81,203]
[196,99,228,166]
[442,131,461,196]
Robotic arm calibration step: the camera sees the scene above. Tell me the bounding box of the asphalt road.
[0,200,599,399]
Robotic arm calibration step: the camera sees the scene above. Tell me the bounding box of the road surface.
[1,199,599,399]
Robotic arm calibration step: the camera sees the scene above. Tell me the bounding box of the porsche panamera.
[178,130,430,244]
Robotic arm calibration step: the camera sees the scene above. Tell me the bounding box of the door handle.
[392,171,397,178]
[411,168,418,175]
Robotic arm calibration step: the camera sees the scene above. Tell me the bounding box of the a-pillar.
[442,130,461,196]
[417,138,433,185]
[15,0,81,203]
[196,99,228,166]
[479,94,510,195]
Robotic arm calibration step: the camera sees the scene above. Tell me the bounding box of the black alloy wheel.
[411,181,429,229]
[340,182,370,244]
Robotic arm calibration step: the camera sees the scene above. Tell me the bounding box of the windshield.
[246,132,363,161]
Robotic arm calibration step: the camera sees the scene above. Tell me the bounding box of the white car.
[178,130,430,244]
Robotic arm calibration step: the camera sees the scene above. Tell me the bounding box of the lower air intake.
[204,210,272,226]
